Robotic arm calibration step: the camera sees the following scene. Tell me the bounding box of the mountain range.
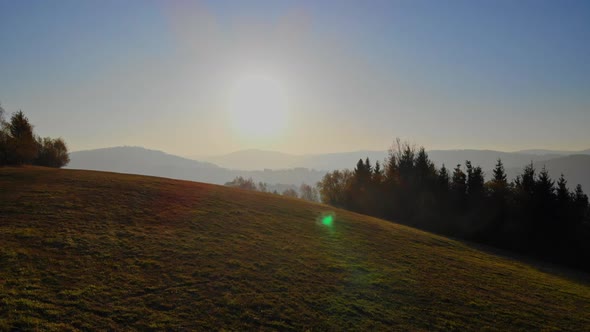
[68,146,590,191]
[66,147,325,192]
[196,148,590,172]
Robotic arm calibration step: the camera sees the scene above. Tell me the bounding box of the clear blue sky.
[1,0,589,156]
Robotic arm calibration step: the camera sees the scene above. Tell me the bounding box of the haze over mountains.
[67,147,325,191]
[68,146,590,191]
[196,148,590,172]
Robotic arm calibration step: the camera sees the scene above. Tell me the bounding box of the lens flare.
[317,212,335,228]
[322,214,334,226]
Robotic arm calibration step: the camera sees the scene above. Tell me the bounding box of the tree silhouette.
[317,169,352,207]
[300,183,318,202]
[35,137,70,168]
[486,159,510,242]
[224,176,257,190]
[466,160,485,204]
[316,141,590,271]
[0,109,69,167]
[7,111,37,164]
[282,188,298,198]
[450,164,467,213]
[573,184,589,222]
[532,167,556,250]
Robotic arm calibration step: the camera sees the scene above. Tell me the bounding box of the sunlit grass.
[0,167,589,330]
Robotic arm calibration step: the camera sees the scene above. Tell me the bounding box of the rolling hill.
[1,167,589,330]
[67,147,326,189]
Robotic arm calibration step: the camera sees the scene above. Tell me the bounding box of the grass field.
[1,167,589,331]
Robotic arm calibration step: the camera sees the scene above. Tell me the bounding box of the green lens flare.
[322,214,334,226]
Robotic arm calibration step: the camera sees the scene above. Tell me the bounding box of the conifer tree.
[450,164,467,213]
[492,159,507,185]
[437,164,450,193]
[466,160,485,201]
[8,110,37,164]
[573,184,589,221]
[556,174,570,204]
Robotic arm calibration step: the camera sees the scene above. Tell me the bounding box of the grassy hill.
[1,167,589,331]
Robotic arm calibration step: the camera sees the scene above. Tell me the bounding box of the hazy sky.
[1,0,589,156]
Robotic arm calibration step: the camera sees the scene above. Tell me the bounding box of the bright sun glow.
[228,74,289,139]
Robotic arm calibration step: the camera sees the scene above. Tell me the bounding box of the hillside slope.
[1,167,589,331]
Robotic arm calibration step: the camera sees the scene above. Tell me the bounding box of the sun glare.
[227,74,289,139]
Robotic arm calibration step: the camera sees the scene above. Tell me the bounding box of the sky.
[0,0,589,156]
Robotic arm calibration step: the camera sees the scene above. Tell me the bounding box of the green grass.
[1,166,589,331]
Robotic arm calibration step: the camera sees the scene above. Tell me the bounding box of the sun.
[227,74,290,139]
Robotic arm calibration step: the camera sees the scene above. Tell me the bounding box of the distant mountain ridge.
[69,146,590,192]
[201,147,590,190]
[72,146,220,170]
[198,147,590,172]
[195,149,390,171]
[67,147,325,189]
[515,149,590,155]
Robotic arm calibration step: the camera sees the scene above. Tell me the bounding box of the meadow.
[1,167,589,330]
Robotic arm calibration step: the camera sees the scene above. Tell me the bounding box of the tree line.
[224,176,319,202]
[317,139,590,271]
[0,107,69,168]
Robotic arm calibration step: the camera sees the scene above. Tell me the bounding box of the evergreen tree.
[486,159,510,242]
[492,159,507,184]
[373,160,383,185]
[437,164,450,193]
[533,167,556,246]
[488,159,509,200]
[397,144,415,183]
[349,158,374,213]
[383,148,400,219]
[354,158,371,182]
[415,148,436,183]
[515,162,536,196]
[466,160,485,202]
[7,110,38,164]
[535,167,555,197]
[450,164,467,212]
[510,163,538,249]
[573,184,589,221]
[556,175,570,204]
[554,174,575,254]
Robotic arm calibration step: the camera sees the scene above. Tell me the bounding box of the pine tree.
[7,110,38,164]
[488,159,509,199]
[492,159,507,184]
[556,174,571,206]
[573,184,589,221]
[438,164,450,192]
[450,164,467,213]
[415,148,435,182]
[486,159,510,242]
[515,162,536,196]
[535,167,555,201]
[466,160,485,201]
[373,160,383,184]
